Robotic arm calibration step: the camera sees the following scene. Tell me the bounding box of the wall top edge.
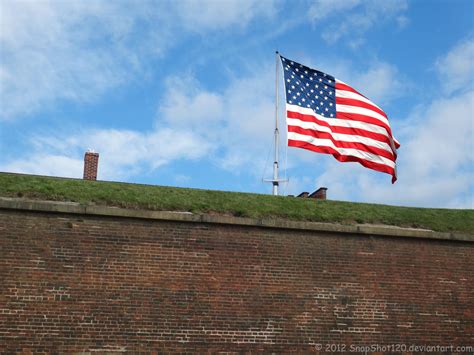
[0,197,472,242]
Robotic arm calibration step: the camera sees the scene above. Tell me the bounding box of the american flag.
[280,55,400,183]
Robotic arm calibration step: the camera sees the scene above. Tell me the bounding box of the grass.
[0,172,473,234]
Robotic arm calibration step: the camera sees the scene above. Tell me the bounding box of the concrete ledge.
[0,197,472,242]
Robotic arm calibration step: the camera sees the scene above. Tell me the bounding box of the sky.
[0,0,473,209]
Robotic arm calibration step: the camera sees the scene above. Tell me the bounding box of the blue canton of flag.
[282,57,336,119]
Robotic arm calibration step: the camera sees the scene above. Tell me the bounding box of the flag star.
[307,104,310,107]
[329,91,333,95]
[291,75,295,79]
[301,87,304,91]
[320,90,323,94]
[302,98,306,102]
[296,81,300,85]
[325,107,329,111]
[299,64,303,68]
[295,68,299,72]
[323,73,327,77]
[289,100,292,104]
[321,113,325,116]
[315,95,318,99]
[285,67,289,71]
[310,77,313,80]
[310,89,314,93]
[296,92,300,96]
[311,100,315,103]
[300,75,304,78]
[305,70,308,74]
[290,61,294,65]
[316,106,320,111]
[292,96,296,99]
[291,85,295,89]
[324,96,327,100]
[328,79,332,83]
[288,90,292,94]
[324,85,328,89]
[287,79,290,82]
[298,102,301,106]
[330,113,334,117]
[329,102,333,106]
[306,83,309,86]
[319,78,323,82]
[315,84,319,88]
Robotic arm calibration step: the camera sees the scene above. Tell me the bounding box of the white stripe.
[287,132,396,169]
[287,118,395,157]
[336,104,390,126]
[286,104,397,145]
[335,89,383,111]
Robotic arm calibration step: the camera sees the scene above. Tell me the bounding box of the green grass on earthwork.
[0,172,472,234]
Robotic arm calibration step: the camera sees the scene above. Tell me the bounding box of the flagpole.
[273,51,280,196]
[264,51,287,195]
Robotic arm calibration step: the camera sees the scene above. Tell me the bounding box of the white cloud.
[0,59,276,181]
[0,0,278,121]
[157,66,276,173]
[435,37,474,94]
[309,0,408,45]
[0,1,161,120]
[159,76,225,135]
[308,0,360,21]
[175,0,276,32]
[1,127,212,181]
[1,155,84,179]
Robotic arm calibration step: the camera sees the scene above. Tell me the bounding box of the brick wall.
[0,205,473,353]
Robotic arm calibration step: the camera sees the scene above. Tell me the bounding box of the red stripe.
[286,110,397,156]
[287,125,395,161]
[335,97,387,119]
[335,83,368,99]
[335,110,395,138]
[288,139,397,183]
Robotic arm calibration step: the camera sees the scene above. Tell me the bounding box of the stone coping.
[0,197,472,242]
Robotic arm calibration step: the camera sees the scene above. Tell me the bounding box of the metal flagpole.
[273,51,280,196]
[265,51,287,195]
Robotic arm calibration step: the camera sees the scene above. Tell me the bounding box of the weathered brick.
[0,208,472,353]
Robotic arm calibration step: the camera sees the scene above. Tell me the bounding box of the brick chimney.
[296,187,328,200]
[309,187,327,200]
[83,150,99,181]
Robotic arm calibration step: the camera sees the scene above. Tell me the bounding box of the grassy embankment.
[0,172,473,234]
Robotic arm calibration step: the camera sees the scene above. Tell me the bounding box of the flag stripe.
[335,82,367,98]
[287,115,396,158]
[287,125,396,161]
[288,138,397,182]
[287,105,397,152]
[336,104,390,127]
[334,110,395,140]
[287,132,396,168]
[335,89,383,111]
[336,97,387,119]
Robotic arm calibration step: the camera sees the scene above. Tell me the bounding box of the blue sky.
[1,0,473,208]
